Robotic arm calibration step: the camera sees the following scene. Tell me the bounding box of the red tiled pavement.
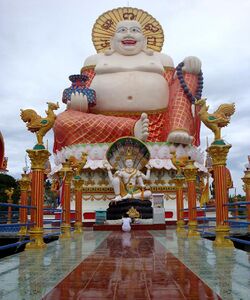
[43,231,222,300]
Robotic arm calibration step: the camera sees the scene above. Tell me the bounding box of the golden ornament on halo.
[92,7,164,53]
[125,147,133,160]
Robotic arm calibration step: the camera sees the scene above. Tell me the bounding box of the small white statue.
[104,157,152,202]
[122,217,132,232]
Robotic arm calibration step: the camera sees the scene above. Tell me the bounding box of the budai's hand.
[182,56,201,75]
[134,113,149,141]
[67,92,88,112]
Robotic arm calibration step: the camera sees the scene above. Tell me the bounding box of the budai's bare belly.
[90,71,169,112]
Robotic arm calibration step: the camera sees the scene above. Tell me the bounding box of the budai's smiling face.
[111,20,146,55]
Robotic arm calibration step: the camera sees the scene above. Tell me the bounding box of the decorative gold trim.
[74,222,83,234]
[19,173,31,191]
[169,128,189,134]
[213,225,234,247]
[242,170,250,186]
[81,65,96,73]
[92,7,164,53]
[176,220,186,234]
[207,144,231,166]
[163,66,175,71]
[25,227,46,249]
[60,224,71,239]
[187,221,200,238]
[27,149,50,170]
[183,160,198,181]
[90,107,167,116]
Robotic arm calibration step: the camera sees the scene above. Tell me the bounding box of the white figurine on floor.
[122,216,132,232]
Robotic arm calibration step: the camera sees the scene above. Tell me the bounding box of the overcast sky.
[0,0,250,195]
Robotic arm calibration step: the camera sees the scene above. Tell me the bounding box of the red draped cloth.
[53,66,200,153]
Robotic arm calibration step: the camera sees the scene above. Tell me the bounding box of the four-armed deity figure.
[105,155,152,202]
[53,7,202,152]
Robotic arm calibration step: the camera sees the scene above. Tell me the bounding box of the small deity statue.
[104,150,152,202]
[53,7,203,152]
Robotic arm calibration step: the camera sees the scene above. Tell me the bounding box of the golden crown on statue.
[125,148,133,160]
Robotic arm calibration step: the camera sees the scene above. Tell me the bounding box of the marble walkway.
[0,229,249,299]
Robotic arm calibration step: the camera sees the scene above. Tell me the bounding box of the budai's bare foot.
[134,113,149,141]
[114,195,122,201]
[67,92,88,112]
[167,130,193,145]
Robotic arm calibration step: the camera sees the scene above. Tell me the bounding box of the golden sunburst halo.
[92,7,164,53]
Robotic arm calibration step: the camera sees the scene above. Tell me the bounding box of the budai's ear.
[104,37,115,56]
[143,37,153,56]
[110,37,114,50]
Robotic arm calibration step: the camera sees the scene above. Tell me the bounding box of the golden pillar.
[184,160,200,238]
[26,149,50,249]
[172,172,186,234]
[5,188,14,224]
[18,173,31,235]
[59,161,73,238]
[73,177,84,234]
[207,144,233,247]
[7,200,13,224]
[242,168,250,230]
